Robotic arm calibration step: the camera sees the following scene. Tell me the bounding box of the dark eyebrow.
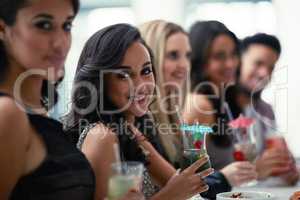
[33,14,53,19]
[114,61,152,70]
[33,14,75,21]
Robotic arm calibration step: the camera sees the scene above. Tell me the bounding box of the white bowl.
[217,191,276,200]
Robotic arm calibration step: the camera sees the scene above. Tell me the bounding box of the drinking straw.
[196,121,206,148]
[113,143,122,174]
[175,105,189,148]
[224,102,234,121]
[224,102,242,142]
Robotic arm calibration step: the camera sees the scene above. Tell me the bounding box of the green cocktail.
[179,122,213,173]
[181,148,211,173]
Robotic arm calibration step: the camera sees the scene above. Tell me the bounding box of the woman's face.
[204,34,239,86]
[163,32,191,91]
[106,42,155,117]
[0,0,75,81]
[240,44,278,92]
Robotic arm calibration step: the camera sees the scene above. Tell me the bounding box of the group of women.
[0,0,298,200]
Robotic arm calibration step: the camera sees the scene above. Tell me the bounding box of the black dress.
[0,92,95,200]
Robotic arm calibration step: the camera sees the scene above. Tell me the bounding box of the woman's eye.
[35,21,52,31]
[63,22,73,32]
[255,60,264,67]
[167,51,179,60]
[117,72,130,80]
[141,67,153,75]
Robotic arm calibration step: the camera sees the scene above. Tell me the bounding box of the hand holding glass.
[108,161,144,200]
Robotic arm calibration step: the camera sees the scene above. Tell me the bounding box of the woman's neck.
[0,63,44,109]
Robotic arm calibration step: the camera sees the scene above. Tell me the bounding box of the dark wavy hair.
[0,0,80,109]
[189,21,240,147]
[189,20,240,91]
[64,24,156,156]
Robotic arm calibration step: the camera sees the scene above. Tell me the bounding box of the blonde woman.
[139,20,189,165]
[139,20,233,199]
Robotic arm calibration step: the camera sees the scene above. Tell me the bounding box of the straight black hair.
[241,33,281,55]
[189,21,240,148]
[189,20,240,91]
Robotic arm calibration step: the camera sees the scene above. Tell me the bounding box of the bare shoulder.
[0,97,30,197]
[81,122,117,150]
[0,97,29,141]
[81,122,118,178]
[183,93,215,124]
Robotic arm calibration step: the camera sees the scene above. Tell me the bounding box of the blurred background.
[52,0,300,157]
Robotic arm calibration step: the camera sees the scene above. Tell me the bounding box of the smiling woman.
[0,0,96,199]
[104,41,155,119]
[65,23,213,200]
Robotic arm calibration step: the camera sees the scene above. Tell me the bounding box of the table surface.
[233,185,299,199]
[233,177,300,199]
[190,158,300,199]
[190,178,300,200]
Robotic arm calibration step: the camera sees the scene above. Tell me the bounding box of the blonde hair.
[139,20,189,163]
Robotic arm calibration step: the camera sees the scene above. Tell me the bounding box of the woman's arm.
[130,125,176,186]
[81,123,117,200]
[127,95,216,187]
[0,98,30,199]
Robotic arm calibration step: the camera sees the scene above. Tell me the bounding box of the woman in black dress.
[0,0,96,199]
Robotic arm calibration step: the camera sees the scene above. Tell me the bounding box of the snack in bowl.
[230,193,243,198]
[217,191,275,200]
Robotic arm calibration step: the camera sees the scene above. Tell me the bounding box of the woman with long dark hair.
[0,0,96,199]
[183,20,257,187]
[65,23,213,200]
